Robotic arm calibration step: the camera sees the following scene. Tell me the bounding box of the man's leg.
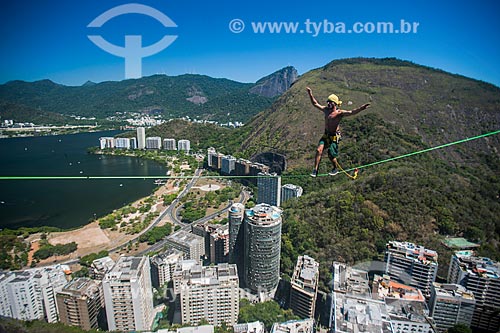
[328,143,339,175]
[311,144,324,177]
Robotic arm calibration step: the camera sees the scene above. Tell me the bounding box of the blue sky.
[1,0,499,87]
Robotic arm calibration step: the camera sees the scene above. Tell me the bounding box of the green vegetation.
[238,299,299,330]
[0,74,275,123]
[278,114,500,288]
[0,234,29,270]
[179,183,241,223]
[139,225,173,244]
[0,317,100,333]
[79,250,109,267]
[447,324,472,333]
[33,239,77,260]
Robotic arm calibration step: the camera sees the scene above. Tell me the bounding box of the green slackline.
[1,129,499,181]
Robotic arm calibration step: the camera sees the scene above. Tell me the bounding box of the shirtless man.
[307,87,370,177]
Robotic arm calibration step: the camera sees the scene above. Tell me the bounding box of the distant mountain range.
[0,67,297,124]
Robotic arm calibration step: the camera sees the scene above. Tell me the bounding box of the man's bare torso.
[324,108,342,134]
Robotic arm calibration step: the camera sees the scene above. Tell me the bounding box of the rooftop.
[175,263,238,287]
[167,229,204,246]
[432,282,476,301]
[245,203,282,226]
[333,293,393,333]
[291,255,319,291]
[271,319,314,333]
[332,262,370,296]
[104,256,146,282]
[386,241,438,264]
[453,251,500,279]
[373,274,425,302]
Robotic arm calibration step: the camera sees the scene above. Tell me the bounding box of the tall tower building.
[173,263,239,326]
[289,255,319,319]
[56,278,103,331]
[229,203,245,283]
[447,250,500,332]
[137,127,146,149]
[257,172,281,207]
[384,241,438,298]
[244,203,282,293]
[102,256,154,332]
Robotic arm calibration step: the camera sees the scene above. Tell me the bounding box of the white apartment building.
[178,139,191,153]
[165,230,205,264]
[384,241,438,298]
[447,250,500,332]
[150,248,184,288]
[99,137,115,149]
[173,263,239,326]
[0,265,68,323]
[281,184,303,204]
[115,137,131,149]
[289,255,319,319]
[137,127,146,149]
[102,256,154,332]
[163,138,177,150]
[145,136,162,149]
[429,283,475,333]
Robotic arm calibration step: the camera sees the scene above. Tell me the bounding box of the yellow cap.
[327,94,342,106]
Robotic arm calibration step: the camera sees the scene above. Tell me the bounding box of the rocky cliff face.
[249,66,298,98]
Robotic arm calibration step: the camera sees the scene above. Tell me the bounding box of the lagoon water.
[0,131,166,230]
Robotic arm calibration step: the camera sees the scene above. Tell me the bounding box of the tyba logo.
[87,3,177,79]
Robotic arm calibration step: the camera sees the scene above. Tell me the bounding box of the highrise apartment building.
[99,137,115,149]
[228,203,245,281]
[178,139,191,153]
[150,248,184,288]
[137,127,146,149]
[56,278,103,331]
[428,283,475,333]
[257,172,281,207]
[0,265,68,323]
[145,136,162,149]
[281,184,303,204]
[163,138,177,150]
[192,223,229,264]
[165,230,205,264]
[115,137,131,149]
[447,250,500,332]
[221,155,236,175]
[244,203,282,293]
[289,255,319,319]
[102,256,154,332]
[384,241,438,298]
[173,263,239,326]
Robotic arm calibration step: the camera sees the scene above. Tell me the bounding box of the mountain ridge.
[0,67,298,124]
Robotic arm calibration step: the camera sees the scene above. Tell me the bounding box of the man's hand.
[360,103,371,110]
[306,87,312,95]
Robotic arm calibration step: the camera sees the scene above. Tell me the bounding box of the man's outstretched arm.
[342,103,371,116]
[306,87,325,111]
